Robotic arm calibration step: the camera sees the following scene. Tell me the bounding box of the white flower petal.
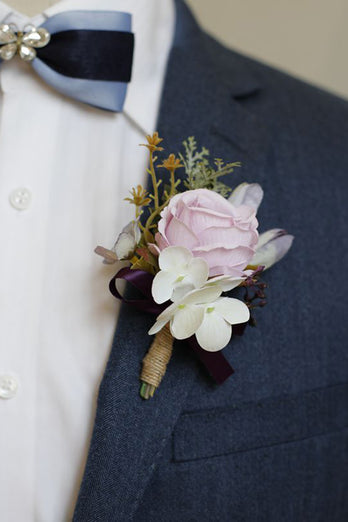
[185,257,209,288]
[228,183,264,211]
[114,233,136,260]
[251,232,294,270]
[113,220,141,260]
[172,283,196,302]
[256,228,286,249]
[148,302,177,335]
[207,275,245,292]
[195,312,232,351]
[182,285,222,305]
[170,305,205,339]
[158,246,193,271]
[151,301,177,325]
[152,270,178,304]
[214,297,250,325]
[148,317,169,336]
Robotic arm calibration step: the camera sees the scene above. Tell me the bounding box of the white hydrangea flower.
[195,297,250,351]
[149,286,221,339]
[149,285,250,352]
[151,246,209,304]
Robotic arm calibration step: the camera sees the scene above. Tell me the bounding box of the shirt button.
[9,187,32,210]
[0,374,18,399]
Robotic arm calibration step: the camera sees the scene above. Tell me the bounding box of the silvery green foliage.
[179,136,241,197]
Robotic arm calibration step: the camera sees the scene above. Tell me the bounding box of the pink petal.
[148,242,161,256]
[165,216,199,249]
[231,205,258,231]
[179,188,236,216]
[209,266,246,277]
[192,245,255,276]
[176,200,234,234]
[199,226,258,249]
[157,205,171,237]
[154,232,170,251]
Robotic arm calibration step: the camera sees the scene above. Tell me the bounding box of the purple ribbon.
[189,337,234,384]
[109,267,163,315]
[109,267,234,384]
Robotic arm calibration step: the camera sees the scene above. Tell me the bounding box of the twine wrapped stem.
[140,324,174,399]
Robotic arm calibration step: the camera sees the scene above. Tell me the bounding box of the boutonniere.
[96,133,294,399]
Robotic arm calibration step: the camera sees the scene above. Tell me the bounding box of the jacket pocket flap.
[173,382,348,462]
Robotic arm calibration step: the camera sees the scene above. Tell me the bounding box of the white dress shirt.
[0,0,175,520]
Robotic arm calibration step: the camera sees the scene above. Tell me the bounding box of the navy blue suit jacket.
[73,1,348,520]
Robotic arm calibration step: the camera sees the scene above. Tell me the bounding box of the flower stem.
[138,221,146,233]
[143,200,167,243]
[169,170,176,198]
[140,324,174,399]
[149,151,159,210]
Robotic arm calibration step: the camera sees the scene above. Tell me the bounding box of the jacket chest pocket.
[173,382,348,462]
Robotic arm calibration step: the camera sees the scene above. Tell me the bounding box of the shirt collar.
[0,0,175,134]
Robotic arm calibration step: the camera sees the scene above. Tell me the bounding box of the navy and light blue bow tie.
[0,10,134,111]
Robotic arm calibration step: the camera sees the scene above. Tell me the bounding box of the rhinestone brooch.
[0,23,50,62]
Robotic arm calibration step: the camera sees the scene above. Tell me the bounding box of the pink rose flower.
[155,188,259,277]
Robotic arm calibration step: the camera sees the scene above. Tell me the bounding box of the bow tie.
[0,10,134,112]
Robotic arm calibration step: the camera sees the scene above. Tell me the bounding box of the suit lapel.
[156,1,271,178]
[73,2,271,520]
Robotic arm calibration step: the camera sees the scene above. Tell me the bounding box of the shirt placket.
[0,56,57,520]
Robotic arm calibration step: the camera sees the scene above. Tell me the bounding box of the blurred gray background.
[187,0,348,99]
